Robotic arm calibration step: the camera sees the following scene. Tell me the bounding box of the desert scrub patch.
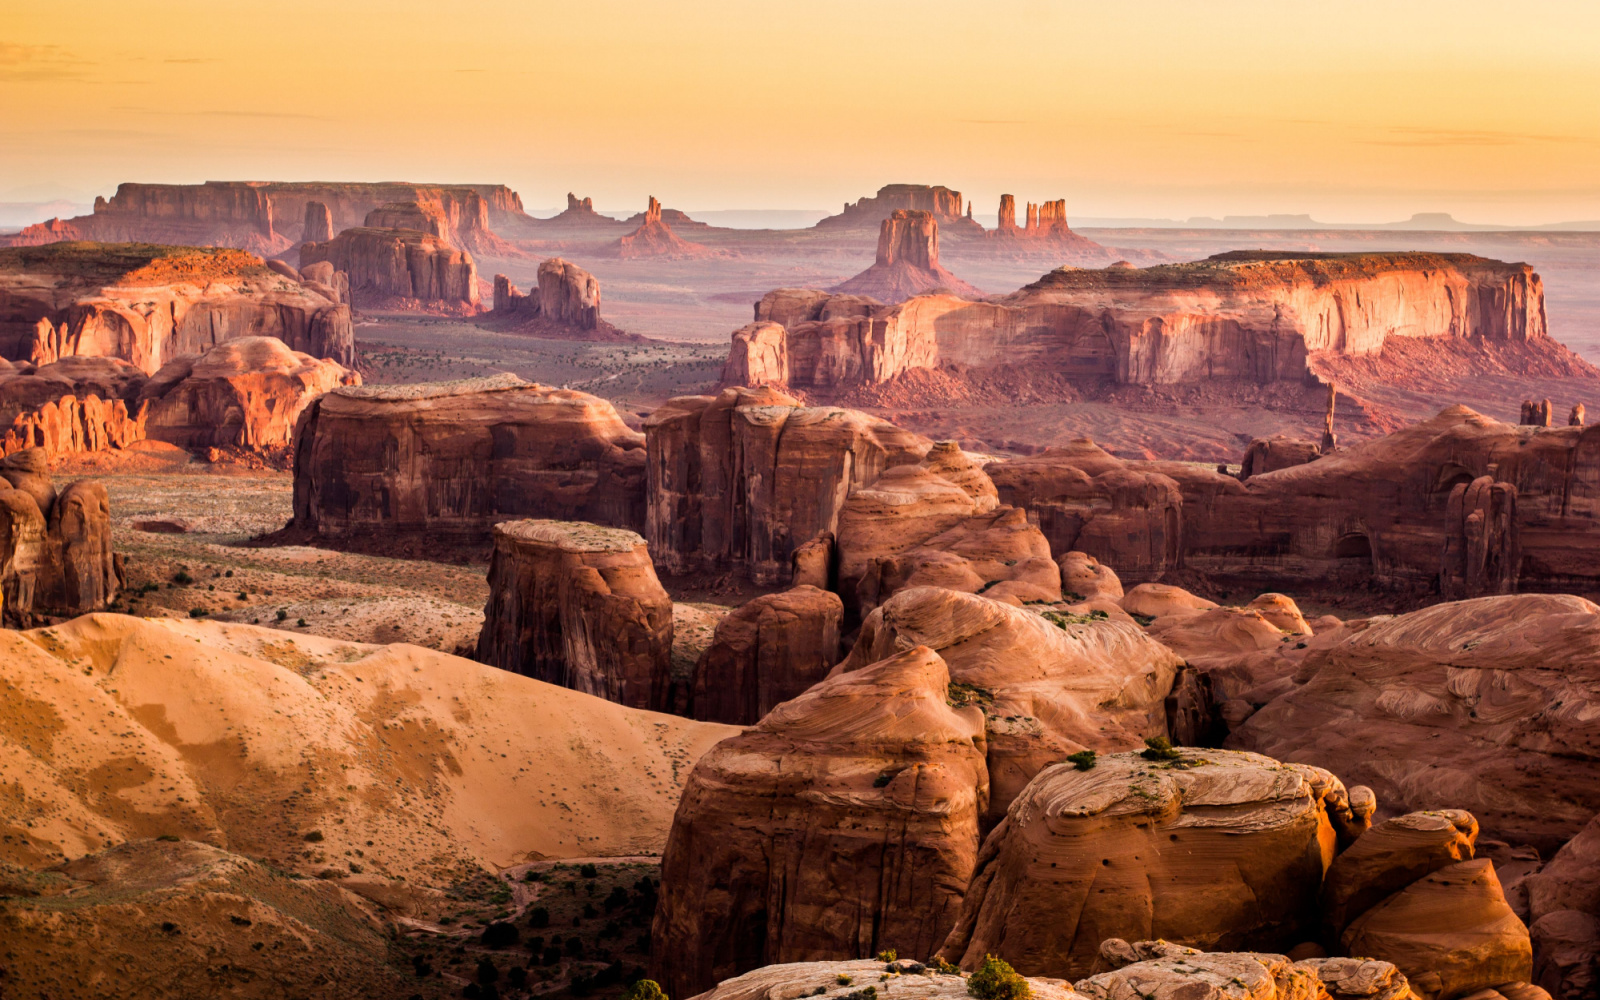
[1140,736,1181,761]
[968,955,1030,1000]
[1067,750,1097,771]
[947,682,995,711]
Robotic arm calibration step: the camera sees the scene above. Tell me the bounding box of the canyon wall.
[0,244,355,373]
[298,204,481,314]
[291,374,647,544]
[727,252,1549,392]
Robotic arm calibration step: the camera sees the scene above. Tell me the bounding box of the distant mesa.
[817,183,983,234]
[828,210,982,303]
[607,196,714,259]
[622,202,712,233]
[298,201,482,315]
[490,257,640,341]
[543,192,626,229]
[988,193,1114,255]
[301,200,333,243]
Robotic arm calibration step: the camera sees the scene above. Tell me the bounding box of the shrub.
[1066,750,1097,771]
[156,834,180,842]
[565,936,584,956]
[172,569,193,585]
[582,902,598,919]
[303,830,324,842]
[877,949,898,963]
[580,863,598,878]
[276,609,288,621]
[837,975,853,986]
[930,957,960,974]
[872,772,894,788]
[523,870,543,883]
[1140,736,1181,761]
[481,921,520,948]
[623,980,667,1000]
[540,946,561,966]
[528,907,549,928]
[967,955,1030,1000]
[605,886,630,912]
[296,618,307,627]
[508,967,527,988]
[188,608,208,618]
[476,957,500,985]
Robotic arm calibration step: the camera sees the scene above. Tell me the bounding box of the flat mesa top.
[1026,249,1528,294]
[0,242,275,285]
[334,372,532,400]
[495,519,645,552]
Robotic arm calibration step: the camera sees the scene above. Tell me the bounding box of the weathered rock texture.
[0,243,355,372]
[291,374,647,544]
[491,257,628,338]
[651,645,989,999]
[829,210,983,304]
[817,183,973,230]
[0,449,119,624]
[609,197,712,259]
[298,203,481,314]
[475,519,672,710]
[0,357,149,458]
[689,585,843,725]
[685,960,1089,1000]
[938,749,1351,979]
[302,200,334,243]
[4,180,527,255]
[137,336,357,455]
[726,252,1549,394]
[837,586,1181,824]
[987,194,1112,257]
[1229,594,1600,852]
[1525,811,1600,998]
[645,387,928,584]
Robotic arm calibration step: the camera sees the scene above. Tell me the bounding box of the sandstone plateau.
[817,183,980,233]
[298,201,482,314]
[291,374,647,546]
[0,243,355,373]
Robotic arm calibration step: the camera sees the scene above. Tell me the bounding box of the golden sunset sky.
[5,0,1599,223]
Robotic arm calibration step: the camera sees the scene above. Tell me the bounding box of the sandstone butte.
[828,210,984,304]
[2,180,526,256]
[491,256,636,340]
[290,374,647,546]
[298,201,483,314]
[815,182,984,235]
[0,243,355,374]
[723,251,1555,394]
[0,447,119,624]
[607,196,714,259]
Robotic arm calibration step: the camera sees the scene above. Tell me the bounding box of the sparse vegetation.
[1067,750,1097,771]
[1141,736,1181,761]
[967,955,1031,1000]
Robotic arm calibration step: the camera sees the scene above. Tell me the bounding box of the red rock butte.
[828,210,983,303]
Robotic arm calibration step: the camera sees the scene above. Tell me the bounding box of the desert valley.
[5,6,1600,999]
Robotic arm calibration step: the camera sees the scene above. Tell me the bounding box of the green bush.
[1066,750,1097,771]
[580,863,598,878]
[188,608,208,618]
[967,955,1030,1000]
[877,949,898,963]
[1140,736,1181,761]
[527,906,549,928]
[623,981,667,1000]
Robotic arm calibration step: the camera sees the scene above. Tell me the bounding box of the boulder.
[721,321,788,387]
[689,585,843,725]
[1341,860,1532,1000]
[937,749,1347,979]
[1122,582,1218,619]
[1248,593,1313,635]
[684,959,1088,1000]
[137,336,356,455]
[1321,810,1480,941]
[829,210,981,304]
[291,375,647,544]
[1241,436,1323,479]
[1075,949,1324,1000]
[652,645,989,999]
[1227,594,1600,852]
[475,520,672,710]
[1059,551,1123,601]
[837,586,1181,824]
[645,387,928,584]
[1525,812,1600,998]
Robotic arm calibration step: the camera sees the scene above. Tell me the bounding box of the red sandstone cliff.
[987,194,1115,259]
[827,210,982,303]
[298,203,481,315]
[490,257,633,340]
[0,243,355,374]
[817,183,982,234]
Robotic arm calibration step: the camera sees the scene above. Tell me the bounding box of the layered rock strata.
[1,357,148,458]
[0,243,354,372]
[651,645,989,999]
[475,519,672,710]
[491,257,614,335]
[644,387,928,584]
[298,203,481,314]
[829,210,983,303]
[816,183,973,230]
[0,448,119,624]
[689,585,843,725]
[291,375,647,544]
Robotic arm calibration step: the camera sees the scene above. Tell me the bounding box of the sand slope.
[0,613,739,882]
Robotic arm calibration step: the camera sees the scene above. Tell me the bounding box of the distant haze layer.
[4,0,1599,225]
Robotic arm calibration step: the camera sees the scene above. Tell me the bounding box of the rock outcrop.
[291,375,647,545]
[609,197,713,258]
[1526,812,1600,998]
[837,586,1181,824]
[816,183,974,230]
[685,960,1088,1000]
[987,195,1113,257]
[4,180,528,255]
[829,210,983,304]
[0,448,119,624]
[475,519,673,710]
[651,645,989,999]
[1,357,149,458]
[644,387,928,584]
[298,203,481,314]
[137,336,357,455]
[937,749,1351,979]
[0,243,355,372]
[726,252,1549,394]
[491,257,627,338]
[1229,594,1600,851]
[689,585,843,725]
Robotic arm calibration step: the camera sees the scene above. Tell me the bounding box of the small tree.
[967,956,1030,1000]
[623,980,668,1000]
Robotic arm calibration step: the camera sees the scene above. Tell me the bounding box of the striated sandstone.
[0,450,119,623]
[817,183,972,230]
[689,585,842,725]
[652,645,989,999]
[1321,810,1480,942]
[298,203,481,314]
[685,960,1088,1000]
[291,375,647,544]
[491,257,614,336]
[474,519,672,710]
[0,357,148,459]
[302,200,333,243]
[1525,812,1600,999]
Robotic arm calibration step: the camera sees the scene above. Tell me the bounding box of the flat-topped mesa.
[0,243,354,374]
[290,374,646,547]
[828,210,984,304]
[644,387,930,585]
[816,183,978,231]
[726,251,1552,395]
[298,202,481,315]
[136,336,358,457]
[491,257,621,337]
[475,519,672,710]
[608,196,713,259]
[5,181,527,255]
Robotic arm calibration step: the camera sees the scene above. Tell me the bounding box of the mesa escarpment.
[0,243,355,373]
[723,251,1555,396]
[829,210,983,303]
[298,202,482,314]
[290,374,647,548]
[817,183,980,233]
[5,180,527,256]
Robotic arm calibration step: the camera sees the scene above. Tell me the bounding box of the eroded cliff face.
[0,357,148,459]
[291,374,647,544]
[0,243,355,374]
[829,210,983,304]
[0,448,120,624]
[728,252,1550,393]
[3,181,528,256]
[298,206,481,315]
[608,197,712,259]
[493,257,605,333]
[644,386,929,584]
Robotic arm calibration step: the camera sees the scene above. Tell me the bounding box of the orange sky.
[4,0,1600,223]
